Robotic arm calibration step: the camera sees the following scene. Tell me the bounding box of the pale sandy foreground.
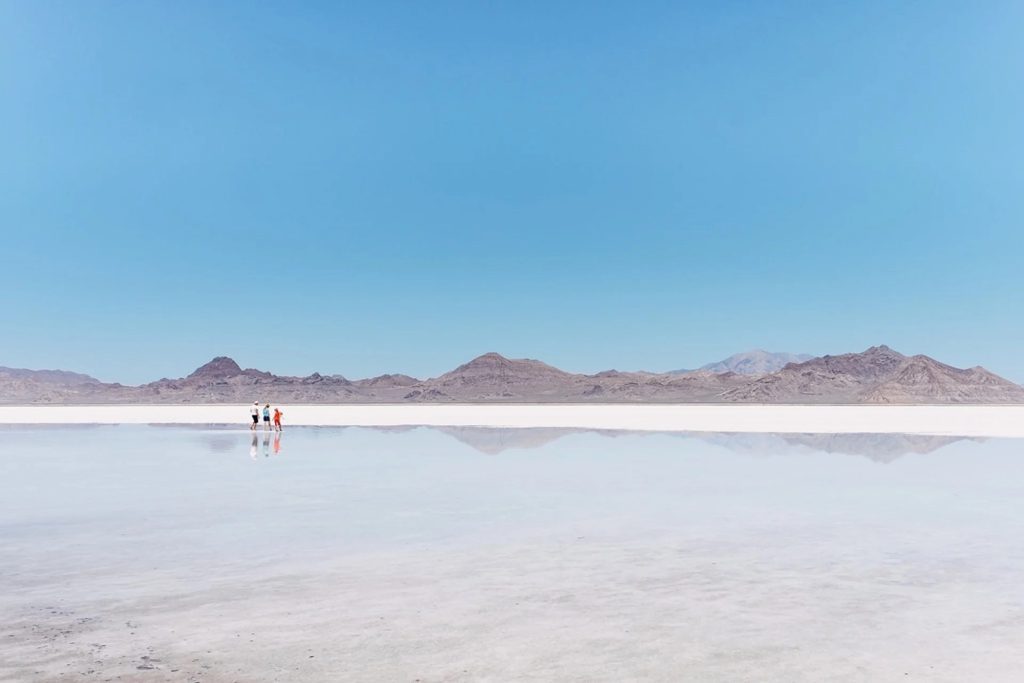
[3,426,1024,682]
[2,404,1024,436]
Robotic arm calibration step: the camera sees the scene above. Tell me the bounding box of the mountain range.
[2,346,1023,404]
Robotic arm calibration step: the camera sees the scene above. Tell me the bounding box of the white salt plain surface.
[3,404,1024,437]
[2,425,1024,681]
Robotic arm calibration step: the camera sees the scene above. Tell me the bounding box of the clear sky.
[2,1,1022,384]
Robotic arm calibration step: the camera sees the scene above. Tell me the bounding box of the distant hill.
[673,350,814,375]
[426,352,574,400]
[0,366,101,385]
[2,346,1022,404]
[0,366,111,404]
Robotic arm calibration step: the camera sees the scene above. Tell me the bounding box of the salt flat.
[1,404,1024,436]
[3,425,1024,681]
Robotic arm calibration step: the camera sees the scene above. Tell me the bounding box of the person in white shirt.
[250,401,260,431]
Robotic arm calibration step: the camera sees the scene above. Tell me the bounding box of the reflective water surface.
[2,426,1023,682]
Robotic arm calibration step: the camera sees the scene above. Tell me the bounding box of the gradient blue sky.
[2,1,1022,384]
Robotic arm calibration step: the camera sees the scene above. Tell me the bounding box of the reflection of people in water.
[262,433,270,457]
[273,432,282,455]
[250,432,258,459]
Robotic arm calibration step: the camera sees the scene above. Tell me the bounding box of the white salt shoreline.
[1,404,1023,437]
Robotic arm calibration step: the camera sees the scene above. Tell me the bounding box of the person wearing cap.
[250,401,260,430]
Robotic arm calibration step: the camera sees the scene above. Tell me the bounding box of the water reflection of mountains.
[434,427,977,463]
[149,423,977,462]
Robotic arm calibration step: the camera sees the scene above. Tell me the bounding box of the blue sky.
[2,1,1022,384]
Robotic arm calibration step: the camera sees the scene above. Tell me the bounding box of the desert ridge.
[2,345,1023,405]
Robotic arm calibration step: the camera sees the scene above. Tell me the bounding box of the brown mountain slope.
[860,356,1024,404]
[422,353,579,401]
[721,346,1024,404]
[435,352,573,384]
[719,346,903,402]
[574,370,747,402]
[355,374,419,389]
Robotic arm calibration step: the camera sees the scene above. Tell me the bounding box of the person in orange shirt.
[273,407,283,432]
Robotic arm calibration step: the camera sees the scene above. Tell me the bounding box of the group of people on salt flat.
[250,402,283,431]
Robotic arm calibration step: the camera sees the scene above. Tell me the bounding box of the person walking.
[273,407,283,432]
[262,403,271,431]
[250,402,259,431]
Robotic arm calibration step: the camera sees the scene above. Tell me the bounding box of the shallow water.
[2,426,1024,681]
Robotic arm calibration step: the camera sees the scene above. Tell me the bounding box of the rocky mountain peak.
[437,352,573,386]
[446,353,521,375]
[188,356,243,379]
[465,352,511,365]
[863,344,901,356]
